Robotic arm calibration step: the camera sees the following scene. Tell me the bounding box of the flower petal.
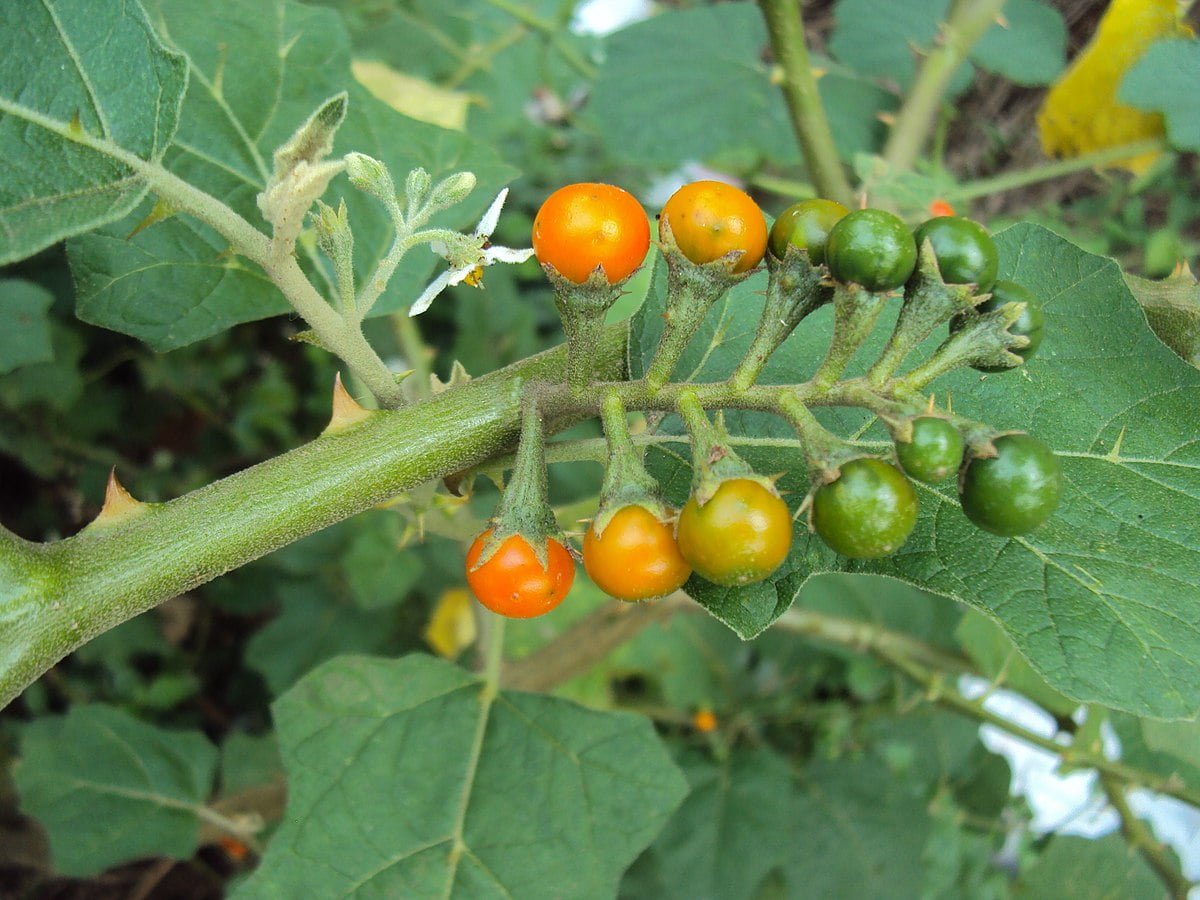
[408,269,454,316]
[429,240,449,258]
[484,245,535,264]
[474,188,509,237]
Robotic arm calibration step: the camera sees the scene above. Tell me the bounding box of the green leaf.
[341,512,425,610]
[0,280,54,374]
[69,0,515,350]
[1015,834,1161,898]
[1120,37,1200,152]
[590,5,798,167]
[236,654,687,898]
[245,581,399,694]
[629,712,989,900]
[955,610,1076,717]
[13,704,217,876]
[632,224,1200,718]
[630,747,798,900]
[0,0,187,265]
[970,0,1066,86]
[1124,269,1200,369]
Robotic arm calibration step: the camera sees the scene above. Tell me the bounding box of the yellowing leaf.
[423,588,477,658]
[351,60,471,131]
[1037,0,1192,173]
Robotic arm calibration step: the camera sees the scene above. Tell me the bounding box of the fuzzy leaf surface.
[631,223,1200,718]
[237,654,687,898]
[69,0,514,350]
[13,704,217,876]
[0,0,187,264]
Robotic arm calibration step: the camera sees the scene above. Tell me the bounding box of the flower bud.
[427,171,476,212]
[346,152,396,204]
[404,167,432,209]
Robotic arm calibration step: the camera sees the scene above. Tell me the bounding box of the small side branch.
[757,0,854,205]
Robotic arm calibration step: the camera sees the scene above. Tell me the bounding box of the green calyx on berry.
[592,392,670,538]
[951,280,1045,372]
[959,433,1062,536]
[471,392,565,571]
[676,390,780,508]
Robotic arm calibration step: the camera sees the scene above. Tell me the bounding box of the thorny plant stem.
[882,0,1009,173]
[1099,773,1194,899]
[757,0,854,205]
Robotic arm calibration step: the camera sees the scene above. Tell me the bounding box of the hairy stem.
[757,0,854,205]
[882,0,1008,172]
[0,330,628,710]
[136,163,404,407]
[949,139,1168,203]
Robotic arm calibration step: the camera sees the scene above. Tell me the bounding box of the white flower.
[408,188,534,316]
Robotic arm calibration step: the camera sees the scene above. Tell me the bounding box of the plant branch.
[0,329,629,710]
[874,645,1200,808]
[1100,773,1194,899]
[948,139,1168,203]
[134,162,404,406]
[757,0,854,205]
[775,607,975,674]
[882,0,1008,172]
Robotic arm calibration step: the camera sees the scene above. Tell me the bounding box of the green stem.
[775,607,974,675]
[949,139,1168,203]
[748,172,816,200]
[482,609,507,695]
[757,0,854,205]
[776,392,855,471]
[267,253,406,407]
[882,0,1008,172]
[876,646,1200,808]
[128,151,403,406]
[0,331,628,710]
[730,257,828,391]
[810,286,889,390]
[1100,773,1195,899]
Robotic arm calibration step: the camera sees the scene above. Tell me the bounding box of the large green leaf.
[13,704,218,876]
[68,0,515,350]
[237,654,687,898]
[588,4,894,168]
[590,5,796,167]
[0,0,187,265]
[1015,835,1161,898]
[969,0,1066,86]
[0,280,55,374]
[631,223,1200,719]
[1120,37,1200,152]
